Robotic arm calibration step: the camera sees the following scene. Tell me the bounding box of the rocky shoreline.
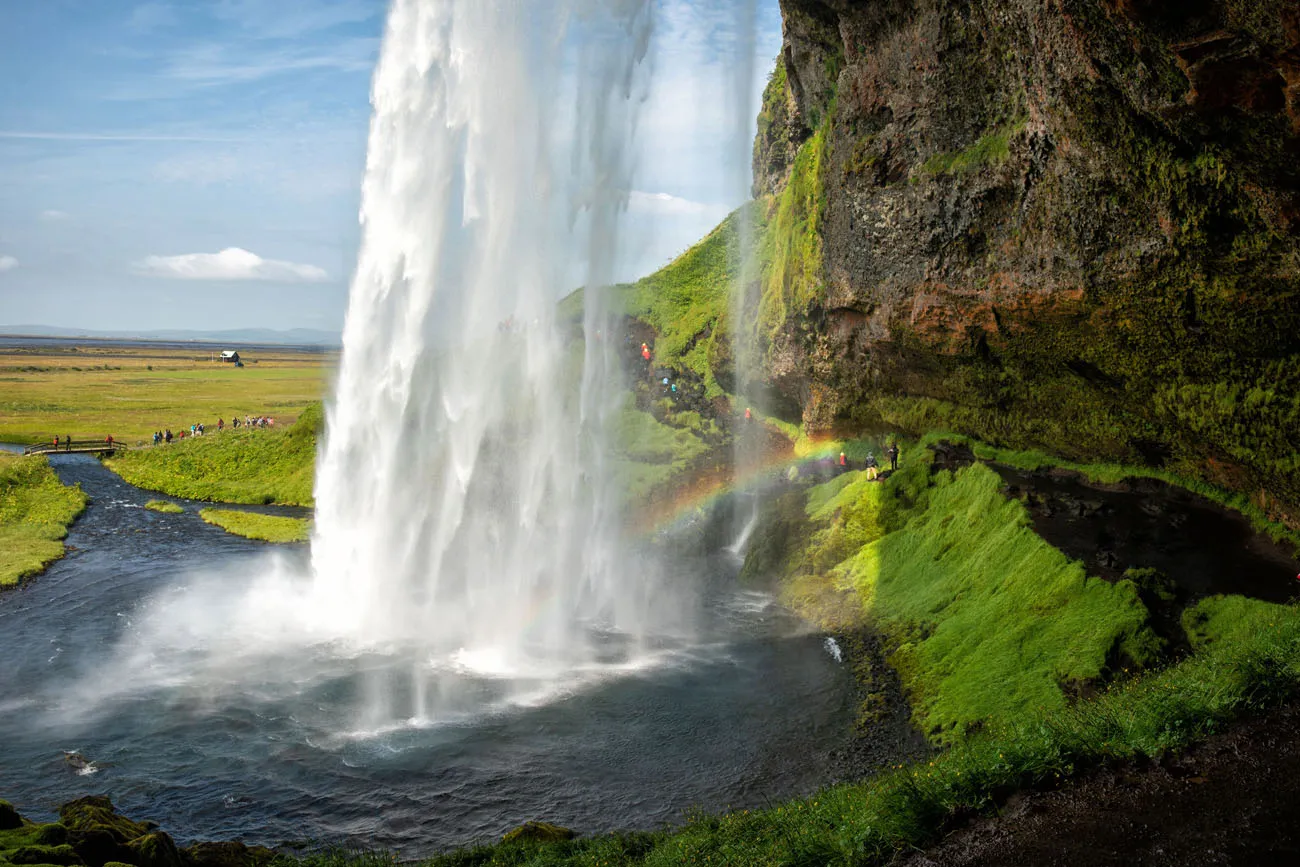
[0,796,275,867]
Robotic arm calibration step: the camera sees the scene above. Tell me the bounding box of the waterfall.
[309,0,655,668]
[727,0,763,542]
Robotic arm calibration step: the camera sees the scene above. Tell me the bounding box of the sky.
[0,0,782,333]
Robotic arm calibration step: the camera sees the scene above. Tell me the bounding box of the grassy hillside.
[105,404,322,506]
[616,205,761,398]
[0,454,87,588]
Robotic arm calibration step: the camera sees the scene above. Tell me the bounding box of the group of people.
[840,442,901,480]
[151,414,277,446]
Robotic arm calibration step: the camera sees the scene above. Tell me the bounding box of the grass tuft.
[199,509,311,543]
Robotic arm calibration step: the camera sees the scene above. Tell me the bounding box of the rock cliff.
[752,0,1300,519]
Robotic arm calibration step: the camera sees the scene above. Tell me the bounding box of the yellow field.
[0,343,334,446]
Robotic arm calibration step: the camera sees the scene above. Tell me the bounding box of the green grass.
[199,509,311,543]
[106,404,321,506]
[144,499,184,514]
[0,454,88,588]
[829,462,1157,741]
[615,206,760,397]
[0,345,329,445]
[610,406,712,502]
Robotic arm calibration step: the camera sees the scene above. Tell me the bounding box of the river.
[0,455,854,854]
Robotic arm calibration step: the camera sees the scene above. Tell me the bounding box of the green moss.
[199,509,311,544]
[0,454,88,588]
[757,124,829,340]
[144,500,185,514]
[106,405,320,506]
[916,119,1025,178]
[828,464,1155,740]
[610,407,711,502]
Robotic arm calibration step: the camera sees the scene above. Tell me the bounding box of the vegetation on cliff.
[0,454,87,588]
[750,0,1300,520]
[106,404,323,507]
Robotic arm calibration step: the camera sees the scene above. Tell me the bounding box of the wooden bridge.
[23,440,129,456]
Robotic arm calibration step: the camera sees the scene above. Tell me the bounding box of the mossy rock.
[180,841,276,867]
[0,799,24,831]
[6,844,85,866]
[501,822,576,845]
[33,826,69,847]
[67,828,134,867]
[124,833,180,867]
[57,799,148,845]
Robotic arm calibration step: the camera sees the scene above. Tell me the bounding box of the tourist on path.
[889,442,900,472]
[865,452,879,481]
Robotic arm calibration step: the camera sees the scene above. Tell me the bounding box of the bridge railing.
[23,440,129,456]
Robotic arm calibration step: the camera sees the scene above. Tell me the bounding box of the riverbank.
[199,509,310,543]
[105,405,321,506]
[0,454,87,588]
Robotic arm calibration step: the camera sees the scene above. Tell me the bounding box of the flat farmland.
[0,342,335,445]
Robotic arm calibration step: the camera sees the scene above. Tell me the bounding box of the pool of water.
[0,456,854,854]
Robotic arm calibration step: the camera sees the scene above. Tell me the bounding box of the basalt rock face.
[756,0,1300,518]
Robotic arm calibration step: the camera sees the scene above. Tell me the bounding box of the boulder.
[501,821,576,845]
[68,828,135,867]
[181,841,276,867]
[0,799,24,831]
[124,833,182,867]
[58,798,149,844]
[34,825,70,846]
[6,844,86,866]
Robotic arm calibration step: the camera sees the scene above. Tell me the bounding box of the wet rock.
[124,833,181,867]
[68,828,135,867]
[181,840,276,867]
[34,825,70,846]
[7,844,85,866]
[0,799,23,830]
[501,821,576,844]
[58,797,149,844]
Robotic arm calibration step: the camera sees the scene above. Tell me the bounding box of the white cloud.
[135,247,328,282]
[0,256,18,272]
[40,210,70,222]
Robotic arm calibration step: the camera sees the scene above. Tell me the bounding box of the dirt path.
[897,702,1300,866]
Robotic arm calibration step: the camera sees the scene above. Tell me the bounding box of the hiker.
[889,442,900,472]
[54,435,59,449]
[744,407,752,422]
[865,452,879,481]
[839,451,847,469]
[218,418,224,431]
[105,434,114,447]
[641,344,651,363]
[65,435,71,452]
[165,429,173,444]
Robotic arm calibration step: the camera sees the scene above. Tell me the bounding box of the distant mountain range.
[0,324,342,347]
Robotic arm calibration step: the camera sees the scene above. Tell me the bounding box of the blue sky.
[0,0,782,333]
